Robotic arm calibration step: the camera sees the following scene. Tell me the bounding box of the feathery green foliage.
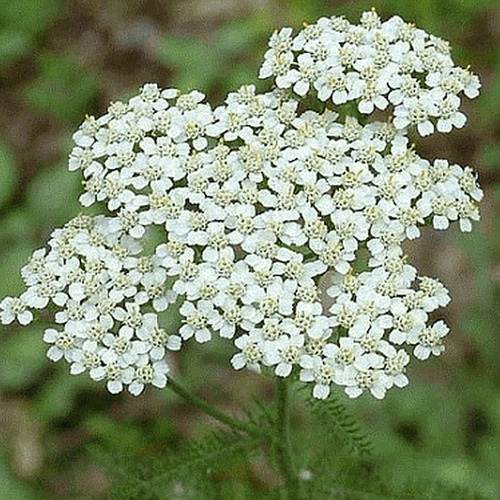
[99,429,261,499]
[304,451,489,499]
[300,390,373,456]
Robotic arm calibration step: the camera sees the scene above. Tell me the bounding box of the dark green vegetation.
[0,0,498,497]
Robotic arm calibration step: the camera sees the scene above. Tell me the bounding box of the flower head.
[0,11,481,401]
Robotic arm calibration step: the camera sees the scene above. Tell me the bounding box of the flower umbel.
[1,11,481,401]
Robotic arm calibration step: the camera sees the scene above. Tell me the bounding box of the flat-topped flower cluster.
[0,10,482,399]
[260,10,480,136]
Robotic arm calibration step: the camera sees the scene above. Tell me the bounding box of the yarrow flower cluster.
[0,10,482,400]
[260,10,480,136]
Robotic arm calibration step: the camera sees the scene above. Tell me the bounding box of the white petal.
[195,328,211,343]
[313,384,330,400]
[107,380,123,394]
[128,381,145,396]
[231,353,246,370]
[275,362,292,377]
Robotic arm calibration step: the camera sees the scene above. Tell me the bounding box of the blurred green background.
[0,0,498,498]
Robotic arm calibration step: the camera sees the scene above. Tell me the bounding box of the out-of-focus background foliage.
[0,0,498,497]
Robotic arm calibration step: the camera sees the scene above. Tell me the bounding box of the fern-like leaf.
[301,390,373,456]
[94,429,261,500]
[305,452,488,500]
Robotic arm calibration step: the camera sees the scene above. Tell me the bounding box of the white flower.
[456,197,480,232]
[92,361,135,394]
[179,300,215,343]
[43,327,78,362]
[323,337,362,379]
[418,276,450,309]
[274,252,326,288]
[139,270,176,311]
[128,359,169,396]
[210,299,240,339]
[330,209,369,251]
[389,299,427,345]
[273,333,305,377]
[137,313,182,360]
[300,354,339,399]
[343,363,388,399]
[409,320,449,360]
[434,94,467,133]
[382,346,410,389]
[231,330,266,372]
[313,231,355,274]
[0,296,33,325]
[102,328,149,367]
[314,66,349,103]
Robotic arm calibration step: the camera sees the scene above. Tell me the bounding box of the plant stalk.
[276,377,300,499]
[166,376,265,439]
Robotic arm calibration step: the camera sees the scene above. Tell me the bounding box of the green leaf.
[0,326,47,390]
[477,50,500,123]
[0,0,62,67]
[0,30,32,66]
[479,143,500,170]
[159,36,219,92]
[32,366,93,421]
[0,0,61,36]
[105,429,260,499]
[0,208,33,245]
[454,230,494,307]
[84,415,147,453]
[0,138,17,208]
[26,162,81,227]
[301,390,373,456]
[221,63,258,95]
[23,53,99,124]
[0,243,34,297]
[216,21,256,57]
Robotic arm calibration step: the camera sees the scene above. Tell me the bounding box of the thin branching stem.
[276,377,300,499]
[166,376,267,439]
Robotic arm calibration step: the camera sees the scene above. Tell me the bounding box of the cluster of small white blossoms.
[0,11,482,400]
[259,9,480,136]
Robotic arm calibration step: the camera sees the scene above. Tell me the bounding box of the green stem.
[276,377,300,499]
[166,376,264,439]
